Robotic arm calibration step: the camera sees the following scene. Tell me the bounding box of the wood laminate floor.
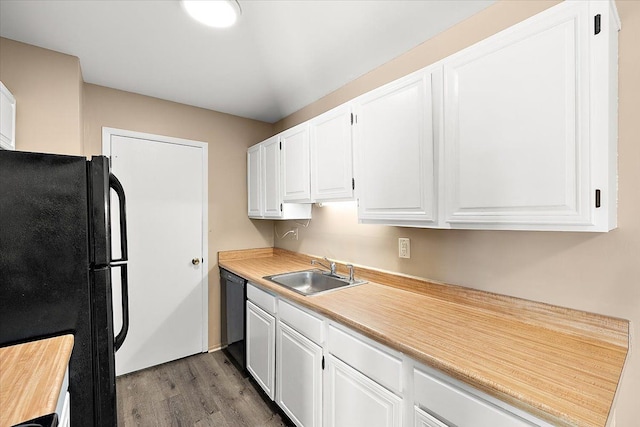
[116,350,292,427]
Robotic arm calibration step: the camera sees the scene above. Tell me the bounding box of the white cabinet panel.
[414,368,534,427]
[246,300,275,399]
[248,138,312,220]
[354,68,439,225]
[310,104,354,201]
[247,282,276,315]
[325,355,402,427]
[414,406,449,427]
[247,144,262,217]
[279,299,324,345]
[282,124,311,202]
[443,0,617,231]
[276,321,322,427]
[327,324,402,395]
[262,136,283,218]
[0,81,16,151]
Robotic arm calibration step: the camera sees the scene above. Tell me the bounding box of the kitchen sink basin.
[263,269,366,296]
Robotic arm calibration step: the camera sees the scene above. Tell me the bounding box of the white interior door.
[105,130,207,376]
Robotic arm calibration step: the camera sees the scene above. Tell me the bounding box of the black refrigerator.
[0,150,130,426]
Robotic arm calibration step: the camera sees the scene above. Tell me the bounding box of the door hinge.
[280,203,283,212]
[322,356,325,370]
[595,189,601,208]
[352,178,355,190]
[594,14,601,35]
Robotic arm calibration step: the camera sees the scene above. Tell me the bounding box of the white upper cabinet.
[247,137,312,220]
[262,136,284,218]
[309,104,354,202]
[281,124,312,202]
[247,144,262,217]
[443,0,619,231]
[0,81,16,151]
[354,67,441,226]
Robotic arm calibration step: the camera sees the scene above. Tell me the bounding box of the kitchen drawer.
[414,368,534,427]
[279,299,324,345]
[247,282,276,315]
[327,324,402,394]
[415,405,449,427]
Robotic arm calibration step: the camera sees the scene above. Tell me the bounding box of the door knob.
[192,258,200,265]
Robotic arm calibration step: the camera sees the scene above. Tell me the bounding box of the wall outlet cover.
[399,238,410,258]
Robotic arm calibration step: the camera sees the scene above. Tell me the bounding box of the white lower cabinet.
[243,284,548,427]
[325,355,402,427]
[59,391,71,427]
[276,321,322,427]
[246,300,275,399]
[414,406,448,427]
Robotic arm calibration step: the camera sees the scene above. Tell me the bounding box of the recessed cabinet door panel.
[247,144,262,217]
[277,322,322,427]
[355,70,436,224]
[444,2,591,227]
[310,105,354,201]
[262,137,283,218]
[282,125,311,202]
[246,301,275,399]
[325,355,402,427]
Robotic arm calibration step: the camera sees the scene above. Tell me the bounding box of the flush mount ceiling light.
[182,0,242,28]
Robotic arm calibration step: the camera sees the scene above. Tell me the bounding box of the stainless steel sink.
[263,269,366,296]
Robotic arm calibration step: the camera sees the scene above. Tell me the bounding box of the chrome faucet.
[311,257,337,276]
[346,264,355,283]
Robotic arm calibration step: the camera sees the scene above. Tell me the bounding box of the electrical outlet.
[398,238,410,258]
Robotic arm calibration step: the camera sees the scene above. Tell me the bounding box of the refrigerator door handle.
[109,173,128,263]
[113,263,129,351]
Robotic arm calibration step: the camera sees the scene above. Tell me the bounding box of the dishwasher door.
[220,268,246,370]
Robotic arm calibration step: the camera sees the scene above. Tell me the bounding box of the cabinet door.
[443,2,594,229]
[0,82,16,151]
[276,322,322,427]
[415,406,449,427]
[354,68,438,225]
[247,144,262,217]
[261,136,283,218]
[325,355,402,427]
[282,125,312,202]
[310,105,354,202]
[246,300,275,399]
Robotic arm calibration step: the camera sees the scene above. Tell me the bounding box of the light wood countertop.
[0,334,73,427]
[219,248,628,427]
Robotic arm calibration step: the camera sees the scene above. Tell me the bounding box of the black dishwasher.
[220,268,247,370]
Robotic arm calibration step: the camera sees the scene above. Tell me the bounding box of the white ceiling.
[0,0,494,123]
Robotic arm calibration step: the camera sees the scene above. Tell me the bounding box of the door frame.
[102,127,209,353]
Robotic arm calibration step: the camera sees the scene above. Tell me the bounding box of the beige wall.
[0,38,84,155]
[83,84,275,349]
[0,37,276,351]
[274,1,639,425]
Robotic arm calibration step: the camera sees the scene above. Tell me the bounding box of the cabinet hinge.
[352,178,355,190]
[595,189,601,208]
[594,14,601,35]
[322,356,325,370]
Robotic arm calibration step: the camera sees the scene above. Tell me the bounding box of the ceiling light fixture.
[182,0,242,28]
